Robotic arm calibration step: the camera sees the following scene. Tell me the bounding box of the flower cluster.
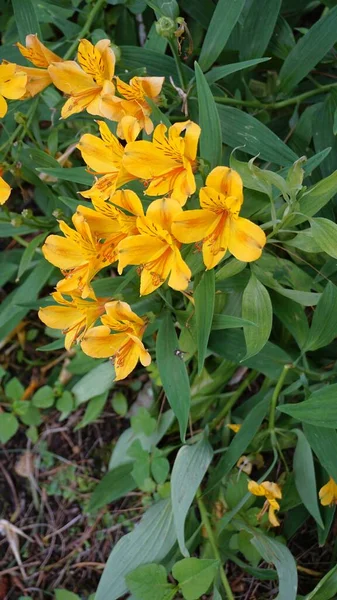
[0,34,267,380]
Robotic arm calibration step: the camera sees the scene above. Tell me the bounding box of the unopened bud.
[11,216,23,227]
[155,16,176,38]
[21,209,32,219]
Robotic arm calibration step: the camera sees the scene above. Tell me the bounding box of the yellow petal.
[118,234,168,272]
[97,40,116,80]
[206,166,243,203]
[0,175,11,205]
[268,504,280,527]
[171,120,201,161]
[170,163,196,205]
[78,133,121,173]
[172,209,216,243]
[248,480,267,497]
[0,94,7,117]
[18,66,52,96]
[134,76,164,98]
[76,203,121,237]
[81,173,120,202]
[140,247,173,295]
[0,65,27,100]
[227,424,241,433]
[123,139,179,178]
[117,115,141,143]
[228,216,266,262]
[48,61,97,94]
[167,247,191,291]
[113,337,143,381]
[146,197,182,231]
[202,213,230,270]
[97,84,124,121]
[17,35,62,68]
[81,325,126,358]
[77,39,106,83]
[103,300,145,331]
[262,481,282,500]
[61,89,100,118]
[319,478,337,506]
[110,189,144,217]
[42,235,86,269]
[38,305,82,332]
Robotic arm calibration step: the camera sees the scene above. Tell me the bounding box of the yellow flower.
[226,423,241,433]
[16,34,63,96]
[0,174,11,205]
[118,197,191,296]
[78,121,135,201]
[115,75,165,141]
[38,292,107,350]
[0,63,27,117]
[42,211,117,299]
[81,300,151,381]
[123,120,201,206]
[48,38,122,119]
[172,167,266,269]
[319,477,337,506]
[248,480,282,527]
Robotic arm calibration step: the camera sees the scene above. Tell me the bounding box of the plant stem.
[64,0,107,60]
[268,364,291,431]
[197,490,235,600]
[0,98,38,155]
[213,81,337,110]
[211,370,258,429]
[168,39,186,91]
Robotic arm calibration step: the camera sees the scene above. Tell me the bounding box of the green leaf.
[32,385,54,409]
[194,62,222,169]
[242,274,272,359]
[249,530,297,600]
[271,294,309,350]
[303,425,337,489]
[75,391,108,430]
[111,392,128,416]
[56,391,74,415]
[5,377,24,402]
[205,58,270,85]
[304,282,337,351]
[151,453,170,484]
[36,167,94,185]
[171,435,213,556]
[55,591,80,600]
[313,90,337,178]
[279,384,337,428]
[278,6,337,93]
[293,430,324,529]
[217,105,298,166]
[12,0,42,43]
[239,0,281,60]
[96,500,176,600]
[303,565,337,600]
[211,314,256,330]
[0,413,19,444]
[206,396,269,492]
[199,0,245,72]
[156,313,190,442]
[17,232,46,280]
[120,45,194,84]
[172,558,219,600]
[194,269,215,373]
[89,463,136,512]
[72,362,115,405]
[131,407,157,436]
[310,218,337,259]
[126,564,176,600]
[290,170,337,226]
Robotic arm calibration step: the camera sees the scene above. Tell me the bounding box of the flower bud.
[155,16,176,39]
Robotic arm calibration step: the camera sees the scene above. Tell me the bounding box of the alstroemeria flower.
[0,174,11,205]
[319,477,337,506]
[42,211,117,299]
[248,480,282,527]
[81,300,151,381]
[115,76,165,141]
[78,121,135,201]
[0,63,27,117]
[118,197,191,296]
[38,292,107,350]
[123,120,201,206]
[172,167,266,269]
[16,34,63,96]
[48,39,122,119]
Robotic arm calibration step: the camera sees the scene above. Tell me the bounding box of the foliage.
[2,0,337,598]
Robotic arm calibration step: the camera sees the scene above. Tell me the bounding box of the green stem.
[211,370,257,429]
[168,39,186,91]
[213,81,337,110]
[268,364,291,432]
[64,0,107,60]
[197,490,235,600]
[0,98,38,155]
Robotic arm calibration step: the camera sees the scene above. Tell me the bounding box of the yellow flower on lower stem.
[48,38,122,119]
[0,63,27,117]
[38,292,107,350]
[118,197,191,296]
[248,480,282,527]
[81,300,151,381]
[123,120,200,206]
[226,423,241,433]
[42,211,117,299]
[172,166,266,269]
[319,477,337,506]
[78,121,135,202]
[115,75,165,141]
[0,174,11,205]
[16,34,63,96]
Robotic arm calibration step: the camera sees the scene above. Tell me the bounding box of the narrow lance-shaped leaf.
[304,282,337,351]
[194,268,215,373]
[12,0,42,43]
[279,384,337,429]
[310,218,337,260]
[242,273,272,359]
[239,0,281,61]
[303,425,337,486]
[199,0,245,72]
[194,62,222,170]
[156,312,190,442]
[171,434,213,556]
[293,429,324,529]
